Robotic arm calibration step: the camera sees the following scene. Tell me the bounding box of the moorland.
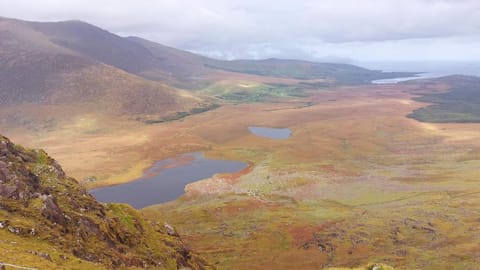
[1,16,480,270]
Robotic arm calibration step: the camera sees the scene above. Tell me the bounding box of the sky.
[1,0,480,63]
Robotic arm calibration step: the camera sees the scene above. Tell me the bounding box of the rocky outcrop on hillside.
[0,134,213,269]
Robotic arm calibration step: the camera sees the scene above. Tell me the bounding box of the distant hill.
[407,75,480,123]
[0,17,206,118]
[125,36,216,87]
[126,38,411,86]
[202,58,414,84]
[1,16,411,90]
[0,16,414,124]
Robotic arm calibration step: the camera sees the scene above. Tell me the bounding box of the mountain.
[0,16,415,130]
[0,134,213,269]
[1,16,412,94]
[125,36,217,87]
[202,58,410,84]
[0,17,206,118]
[126,38,410,86]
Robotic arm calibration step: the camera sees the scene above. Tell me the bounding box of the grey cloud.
[0,0,479,61]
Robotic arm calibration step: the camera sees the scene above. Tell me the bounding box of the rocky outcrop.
[0,134,213,269]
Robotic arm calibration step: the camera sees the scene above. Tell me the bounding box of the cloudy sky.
[1,0,480,63]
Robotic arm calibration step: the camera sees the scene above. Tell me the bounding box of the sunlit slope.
[0,134,214,269]
[140,78,480,270]
[0,17,207,118]
[0,17,411,88]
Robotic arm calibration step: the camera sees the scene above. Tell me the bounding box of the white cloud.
[1,0,479,61]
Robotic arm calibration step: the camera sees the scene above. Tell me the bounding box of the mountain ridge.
[1,16,414,91]
[0,134,214,269]
[0,16,209,121]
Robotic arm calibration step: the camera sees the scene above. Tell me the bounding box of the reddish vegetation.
[3,16,480,270]
[287,224,333,247]
[321,164,336,173]
[0,17,207,120]
[218,161,255,183]
[142,154,196,178]
[221,198,268,214]
[184,162,254,196]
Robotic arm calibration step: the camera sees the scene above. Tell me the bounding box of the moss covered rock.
[0,135,213,269]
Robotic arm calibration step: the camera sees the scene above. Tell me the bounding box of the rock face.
[0,135,213,269]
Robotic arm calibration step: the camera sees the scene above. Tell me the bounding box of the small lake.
[366,62,480,84]
[248,126,291,139]
[371,73,440,84]
[90,152,246,208]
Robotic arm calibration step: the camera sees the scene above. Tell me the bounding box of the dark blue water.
[90,152,246,208]
[248,126,291,139]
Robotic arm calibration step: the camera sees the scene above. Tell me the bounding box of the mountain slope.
[0,17,206,117]
[1,17,412,91]
[127,37,412,87]
[126,37,415,86]
[0,16,414,129]
[125,36,215,86]
[407,75,480,123]
[202,58,412,84]
[27,19,157,74]
[0,134,213,269]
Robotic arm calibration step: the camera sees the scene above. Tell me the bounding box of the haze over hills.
[23,17,411,85]
[0,15,418,133]
[2,10,480,270]
[0,16,205,119]
[128,36,413,87]
[0,16,411,96]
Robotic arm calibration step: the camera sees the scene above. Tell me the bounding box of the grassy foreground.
[2,76,480,269]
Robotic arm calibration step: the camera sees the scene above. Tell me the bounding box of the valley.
[3,72,480,269]
[90,152,247,208]
[1,16,480,270]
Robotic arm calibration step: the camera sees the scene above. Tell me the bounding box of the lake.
[248,126,292,139]
[90,152,246,208]
[364,61,480,84]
